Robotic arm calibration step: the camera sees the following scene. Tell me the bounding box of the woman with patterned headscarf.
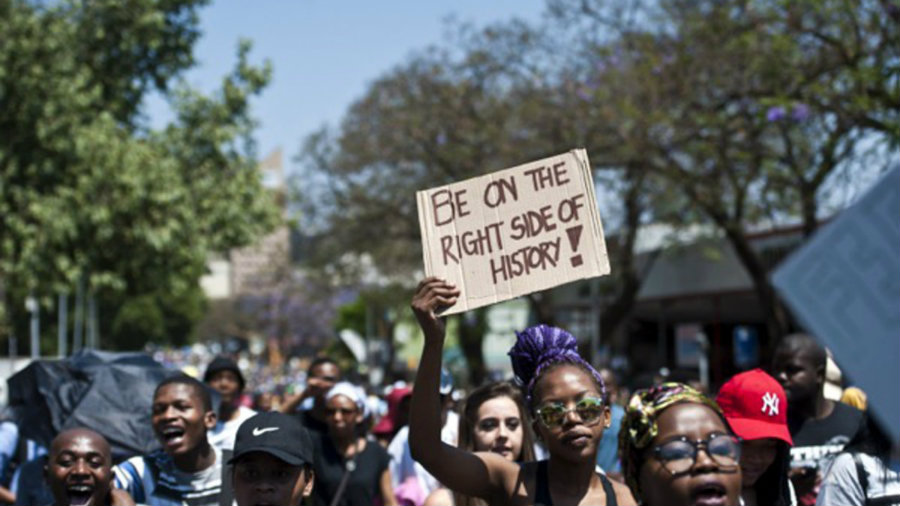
[407,277,635,506]
[620,382,743,506]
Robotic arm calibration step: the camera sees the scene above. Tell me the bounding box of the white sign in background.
[416,149,610,315]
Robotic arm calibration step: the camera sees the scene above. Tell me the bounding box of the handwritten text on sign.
[417,149,610,314]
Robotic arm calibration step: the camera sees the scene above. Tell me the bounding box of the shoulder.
[423,487,454,506]
[822,453,865,490]
[361,438,392,470]
[610,478,637,506]
[830,402,864,426]
[237,406,257,421]
[827,452,858,472]
[819,452,865,503]
[387,427,410,454]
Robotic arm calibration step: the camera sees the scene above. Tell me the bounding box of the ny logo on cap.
[761,392,779,416]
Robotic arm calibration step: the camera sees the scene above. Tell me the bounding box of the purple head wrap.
[507,324,606,406]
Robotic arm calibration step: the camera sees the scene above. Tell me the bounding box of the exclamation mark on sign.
[567,226,583,267]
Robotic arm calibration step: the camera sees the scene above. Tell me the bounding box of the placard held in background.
[416,149,610,315]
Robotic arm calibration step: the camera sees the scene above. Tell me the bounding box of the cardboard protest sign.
[772,167,900,444]
[416,149,610,314]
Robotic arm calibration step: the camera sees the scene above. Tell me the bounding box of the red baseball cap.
[716,368,793,445]
[373,386,412,436]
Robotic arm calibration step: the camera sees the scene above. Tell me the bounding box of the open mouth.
[67,485,94,506]
[691,481,727,506]
[160,426,186,447]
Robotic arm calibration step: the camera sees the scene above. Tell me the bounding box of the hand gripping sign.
[416,149,610,315]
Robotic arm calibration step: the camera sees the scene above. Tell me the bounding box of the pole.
[592,279,601,367]
[73,275,84,352]
[9,333,16,378]
[27,294,39,359]
[87,293,97,349]
[58,293,68,357]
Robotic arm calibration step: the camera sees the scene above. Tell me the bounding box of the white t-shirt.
[208,406,256,451]
[388,410,459,503]
[113,446,229,506]
[818,452,900,506]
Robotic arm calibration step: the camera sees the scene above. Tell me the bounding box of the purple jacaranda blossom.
[791,103,811,122]
[766,106,787,122]
[576,87,593,102]
[435,132,447,145]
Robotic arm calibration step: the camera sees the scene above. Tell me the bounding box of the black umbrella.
[6,349,183,461]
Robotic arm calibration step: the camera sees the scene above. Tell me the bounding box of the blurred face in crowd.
[772,345,821,405]
[532,364,609,464]
[638,403,742,506]
[472,395,524,461]
[739,439,778,487]
[152,383,216,456]
[207,370,242,405]
[233,452,313,506]
[46,429,113,506]
[255,392,276,412]
[308,362,340,401]
[325,395,362,438]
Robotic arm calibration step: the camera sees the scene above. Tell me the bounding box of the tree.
[0,0,279,351]
[297,20,673,381]
[551,0,898,350]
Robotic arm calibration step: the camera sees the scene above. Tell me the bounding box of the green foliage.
[107,283,206,350]
[0,0,278,350]
[298,0,896,365]
[334,297,367,336]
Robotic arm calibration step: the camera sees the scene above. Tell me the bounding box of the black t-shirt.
[790,401,865,470]
[789,402,865,505]
[297,410,329,436]
[311,434,390,506]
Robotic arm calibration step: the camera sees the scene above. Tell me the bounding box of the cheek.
[638,460,691,505]
[747,447,776,467]
[473,429,496,450]
[508,427,524,451]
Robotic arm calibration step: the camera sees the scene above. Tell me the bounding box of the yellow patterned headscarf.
[618,382,725,502]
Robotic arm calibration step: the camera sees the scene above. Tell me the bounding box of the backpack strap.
[853,453,870,505]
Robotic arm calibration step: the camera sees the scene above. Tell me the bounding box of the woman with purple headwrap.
[408,277,635,506]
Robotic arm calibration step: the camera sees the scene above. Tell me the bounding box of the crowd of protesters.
[0,277,895,506]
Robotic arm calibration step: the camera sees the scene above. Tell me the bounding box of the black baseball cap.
[228,412,314,466]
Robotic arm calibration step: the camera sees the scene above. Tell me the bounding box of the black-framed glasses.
[535,397,605,429]
[652,433,741,475]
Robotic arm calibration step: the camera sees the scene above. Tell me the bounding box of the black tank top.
[534,460,618,506]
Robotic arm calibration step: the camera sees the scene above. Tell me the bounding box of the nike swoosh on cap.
[252,427,280,436]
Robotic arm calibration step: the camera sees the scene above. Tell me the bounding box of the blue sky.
[145,1,546,170]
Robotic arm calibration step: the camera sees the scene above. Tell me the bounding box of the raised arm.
[408,278,517,503]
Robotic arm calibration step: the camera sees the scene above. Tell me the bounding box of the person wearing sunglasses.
[620,382,742,506]
[311,382,396,506]
[408,278,636,506]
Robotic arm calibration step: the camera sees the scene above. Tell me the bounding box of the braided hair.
[507,324,606,409]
